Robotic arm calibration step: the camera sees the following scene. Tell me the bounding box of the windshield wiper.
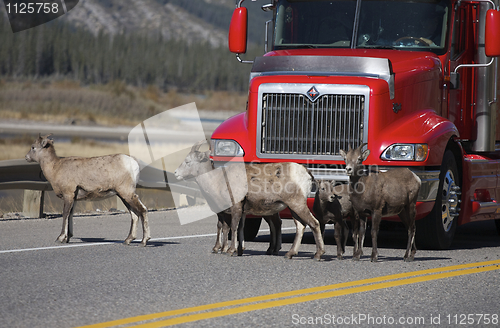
[276,44,318,49]
[359,45,398,50]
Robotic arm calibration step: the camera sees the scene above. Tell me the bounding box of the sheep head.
[25,134,54,163]
[317,180,336,202]
[174,140,211,180]
[339,143,370,177]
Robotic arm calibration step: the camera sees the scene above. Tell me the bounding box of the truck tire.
[229,217,262,242]
[417,150,459,249]
[244,217,262,241]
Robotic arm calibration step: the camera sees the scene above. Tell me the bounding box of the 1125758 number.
[5,2,60,14]
[447,314,499,325]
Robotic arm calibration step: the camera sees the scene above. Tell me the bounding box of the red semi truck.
[210,0,500,249]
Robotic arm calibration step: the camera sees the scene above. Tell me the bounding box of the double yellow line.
[77,259,500,328]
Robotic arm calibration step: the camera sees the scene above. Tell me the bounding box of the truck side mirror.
[485,9,500,57]
[229,7,248,54]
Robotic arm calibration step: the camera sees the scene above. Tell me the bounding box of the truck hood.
[259,49,441,91]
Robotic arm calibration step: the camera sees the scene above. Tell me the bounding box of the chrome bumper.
[309,167,440,203]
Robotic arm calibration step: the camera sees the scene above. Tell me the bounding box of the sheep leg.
[342,219,349,256]
[334,219,348,260]
[352,211,365,260]
[227,203,243,256]
[57,197,75,243]
[370,210,382,262]
[351,213,360,259]
[264,214,282,255]
[125,212,138,245]
[122,194,150,246]
[213,213,224,253]
[221,214,231,253]
[399,204,417,262]
[289,206,325,261]
[135,195,150,247]
[237,214,247,256]
[68,203,75,239]
[285,216,305,259]
[120,198,138,245]
[320,222,326,239]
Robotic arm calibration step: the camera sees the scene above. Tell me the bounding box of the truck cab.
[211,0,500,248]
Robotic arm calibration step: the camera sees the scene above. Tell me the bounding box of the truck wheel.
[230,218,263,241]
[417,150,460,249]
[244,218,262,241]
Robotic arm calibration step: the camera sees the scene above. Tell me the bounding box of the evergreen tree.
[0,13,263,92]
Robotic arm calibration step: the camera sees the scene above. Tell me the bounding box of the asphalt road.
[1,208,500,328]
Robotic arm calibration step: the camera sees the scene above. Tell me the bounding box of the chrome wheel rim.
[441,170,460,232]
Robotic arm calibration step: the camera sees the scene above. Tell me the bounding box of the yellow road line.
[76,259,500,328]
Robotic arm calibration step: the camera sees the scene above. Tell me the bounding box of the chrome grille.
[260,93,365,157]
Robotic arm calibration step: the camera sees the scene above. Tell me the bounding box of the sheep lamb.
[313,180,352,259]
[340,144,421,262]
[25,134,150,246]
[174,140,325,260]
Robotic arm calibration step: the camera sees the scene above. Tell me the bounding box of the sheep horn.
[191,139,206,152]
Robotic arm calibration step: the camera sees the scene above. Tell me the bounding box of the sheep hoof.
[352,250,362,261]
[266,248,280,256]
[284,251,295,259]
[370,255,378,262]
[313,252,324,261]
[139,237,150,247]
[56,235,68,243]
[337,255,344,260]
[404,255,415,262]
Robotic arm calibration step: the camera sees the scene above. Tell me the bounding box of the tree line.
[0,14,263,92]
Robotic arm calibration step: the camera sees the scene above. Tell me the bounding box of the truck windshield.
[273,0,450,54]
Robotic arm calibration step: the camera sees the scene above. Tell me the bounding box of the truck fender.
[376,109,459,166]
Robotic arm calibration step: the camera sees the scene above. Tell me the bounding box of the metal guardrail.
[0,159,202,217]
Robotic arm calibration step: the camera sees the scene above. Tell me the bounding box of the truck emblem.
[306,86,320,102]
[393,103,402,113]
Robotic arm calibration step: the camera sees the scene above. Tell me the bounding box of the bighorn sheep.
[25,134,150,246]
[340,144,421,262]
[174,140,325,260]
[313,180,352,259]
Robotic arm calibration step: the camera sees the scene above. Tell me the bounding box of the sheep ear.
[361,149,370,161]
[196,150,211,162]
[339,149,347,159]
[41,137,53,148]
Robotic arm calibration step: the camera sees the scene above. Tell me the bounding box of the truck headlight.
[381,144,428,161]
[211,140,244,157]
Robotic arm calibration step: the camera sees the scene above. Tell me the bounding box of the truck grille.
[260,93,365,157]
